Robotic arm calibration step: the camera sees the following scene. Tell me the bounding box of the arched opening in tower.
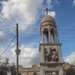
[44,29,48,43]
[50,29,54,43]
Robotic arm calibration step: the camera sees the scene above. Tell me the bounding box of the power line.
[3,8,16,24]
[0,36,16,57]
[0,14,16,33]
[0,29,15,38]
[0,15,14,29]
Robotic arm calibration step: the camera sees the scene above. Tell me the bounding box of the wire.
[0,36,16,57]
[3,8,16,24]
[0,14,16,33]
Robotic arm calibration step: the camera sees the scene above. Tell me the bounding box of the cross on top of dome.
[45,8,49,15]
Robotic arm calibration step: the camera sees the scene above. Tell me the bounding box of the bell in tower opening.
[39,8,64,75]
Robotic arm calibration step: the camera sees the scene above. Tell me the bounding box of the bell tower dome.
[40,15,57,44]
[39,8,64,75]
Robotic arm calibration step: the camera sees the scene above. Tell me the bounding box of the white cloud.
[46,0,59,9]
[47,0,53,9]
[0,46,7,62]
[0,46,4,56]
[1,0,56,31]
[20,44,40,67]
[48,11,56,18]
[0,43,40,67]
[65,51,75,65]
[1,0,44,31]
[0,31,4,37]
[9,43,40,67]
[73,0,75,5]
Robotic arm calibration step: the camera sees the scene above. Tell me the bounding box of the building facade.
[18,65,40,75]
[17,63,75,75]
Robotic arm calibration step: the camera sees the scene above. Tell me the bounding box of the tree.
[0,58,10,75]
[10,63,16,75]
[66,68,75,75]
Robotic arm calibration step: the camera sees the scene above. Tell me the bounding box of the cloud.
[73,0,75,5]
[9,43,40,67]
[1,0,44,31]
[65,51,75,65]
[48,11,56,18]
[0,46,7,62]
[5,41,40,67]
[0,41,16,63]
[1,0,57,31]
[20,45,40,67]
[46,0,53,9]
[0,31,4,37]
[0,46,5,56]
[46,0,59,8]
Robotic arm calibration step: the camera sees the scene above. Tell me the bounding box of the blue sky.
[0,0,75,67]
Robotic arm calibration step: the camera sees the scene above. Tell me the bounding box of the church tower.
[39,8,64,75]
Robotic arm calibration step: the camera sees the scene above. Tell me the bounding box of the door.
[45,71,59,75]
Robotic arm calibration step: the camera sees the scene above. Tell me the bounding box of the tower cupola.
[41,15,55,26]
[40,15,57,44]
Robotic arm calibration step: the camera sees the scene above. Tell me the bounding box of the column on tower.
[47,30,49,43]
[54,30,57,43]
[48,29,50,43]
[41,31,44,43]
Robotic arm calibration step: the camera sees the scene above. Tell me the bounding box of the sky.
[0,0,75,67]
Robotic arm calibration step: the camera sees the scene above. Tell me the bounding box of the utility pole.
[15,24,20,75]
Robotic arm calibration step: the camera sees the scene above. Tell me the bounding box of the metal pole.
[15,24,20,75]
[16,24,19,75]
